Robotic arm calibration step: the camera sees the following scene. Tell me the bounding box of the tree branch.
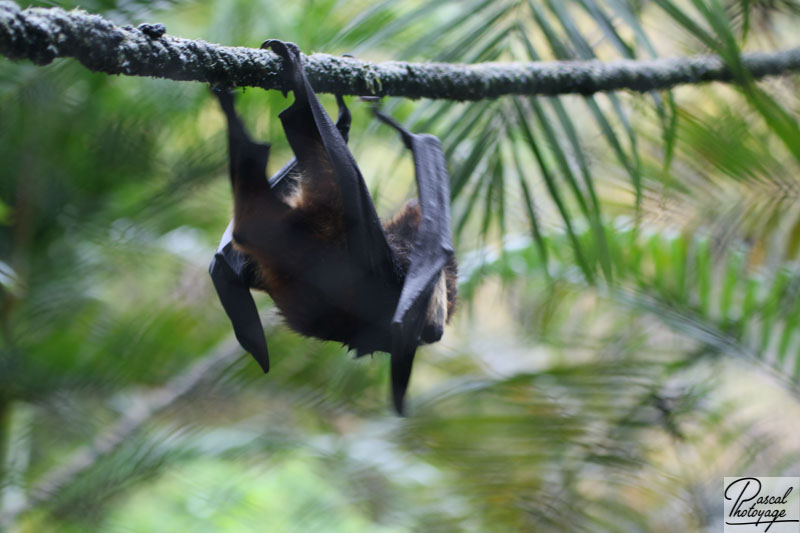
[1,1,799,100]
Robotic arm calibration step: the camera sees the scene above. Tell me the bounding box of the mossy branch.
[2,1,800,100]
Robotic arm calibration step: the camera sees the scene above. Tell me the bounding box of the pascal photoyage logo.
[724,477,800,532]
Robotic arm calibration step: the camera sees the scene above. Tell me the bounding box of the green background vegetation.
[2,0,800,531]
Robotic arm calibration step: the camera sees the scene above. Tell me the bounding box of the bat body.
[210,40,456,413]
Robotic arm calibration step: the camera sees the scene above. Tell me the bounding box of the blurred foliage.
[2,0,800,531]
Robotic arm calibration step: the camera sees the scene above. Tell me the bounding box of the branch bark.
[2,1,800,100]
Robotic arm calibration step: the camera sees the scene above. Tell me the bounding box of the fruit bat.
[209,40,457,414]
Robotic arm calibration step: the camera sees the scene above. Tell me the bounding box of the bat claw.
[261,39,280,51]
[261,39,301,62]
[211,85,236,113]
[261,40,304,97]
[211,84,233,97]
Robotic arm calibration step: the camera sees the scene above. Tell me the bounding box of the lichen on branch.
[1,0,800,100]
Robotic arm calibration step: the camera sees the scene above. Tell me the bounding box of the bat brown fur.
[231,165,457,355]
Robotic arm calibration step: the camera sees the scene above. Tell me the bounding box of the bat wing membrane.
[265,41,400,325]
[374,111,455,414]
[209,221,271,372]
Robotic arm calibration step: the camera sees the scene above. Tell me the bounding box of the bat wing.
[209,221,270,372]
[264,41,400,320]
[375,110,455,414]
[209,85,354,372]
[268,93,352,192]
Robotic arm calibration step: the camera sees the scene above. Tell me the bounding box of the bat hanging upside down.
[209,40,457,414]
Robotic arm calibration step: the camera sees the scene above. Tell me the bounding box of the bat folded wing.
[381,122,455,414]
[209,222,270,373]
[209,74,354,375]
